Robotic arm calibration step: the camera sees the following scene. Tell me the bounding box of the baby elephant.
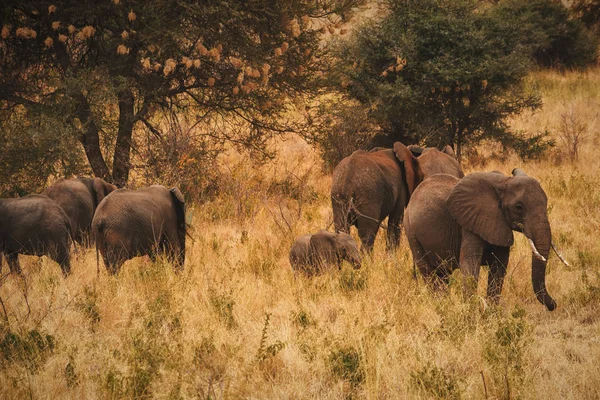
[289,230,361,276]
[0,195,72,276]
[92,185,186,275]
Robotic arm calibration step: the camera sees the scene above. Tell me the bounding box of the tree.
[496,0,598,69]
[0,0,362,187]
[327,0,550,160]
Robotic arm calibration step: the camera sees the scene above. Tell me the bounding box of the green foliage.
[339,266,367,293]
[483,306,532,397]
[329,0,544,160]
[313,100,376,170]
[65,354,79,388]
[328,344,364,387]
[0,111,88,196]
[573,0,600,33]
[410,363,464,400]
[255,313,286,363]
[209,290,237,330]
[0,328,55,372]
[0,0,364,186]
[76,285,101,330]
[496,0,598,69]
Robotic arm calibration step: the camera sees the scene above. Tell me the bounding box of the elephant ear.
[511,168,527,177]
[441,145,456,158]
[447,172,514,247]
[170,187,186,254]
[407,144,425,157]
[393,142,423,196]
[92,178,115,206]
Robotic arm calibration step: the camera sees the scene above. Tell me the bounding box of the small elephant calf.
[289,230,361,276]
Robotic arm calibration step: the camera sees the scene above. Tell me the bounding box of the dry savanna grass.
[1,69,600,399]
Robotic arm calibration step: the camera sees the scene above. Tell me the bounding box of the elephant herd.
[1,142,565,310]
[0,178,186,276]
[291,142,566,311]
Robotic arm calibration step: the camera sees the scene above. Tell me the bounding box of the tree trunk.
[75,93,112,181]
[112,88,135,187]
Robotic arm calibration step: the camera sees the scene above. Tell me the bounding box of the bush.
[313,100,377,171]
[496,0,598,69]
[329,0,543,160]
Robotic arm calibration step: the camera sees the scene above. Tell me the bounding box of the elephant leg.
[459,230,486,296]
[406,234,433,283]
[386,209,403,251]
[485,246,509,303]
[332,200,351,234]
[357,217,379,253]
[6,253,22,275]
[49,241,71,278]
[52,245,71,277]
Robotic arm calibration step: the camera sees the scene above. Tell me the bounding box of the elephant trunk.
[526,218,556,311]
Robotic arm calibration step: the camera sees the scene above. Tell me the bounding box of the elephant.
[403,169,557,310]
[0,195,71,276]
[43,177,117,245]
[92,185,186,274]
[331,142,463,252]
[289,230,361,276]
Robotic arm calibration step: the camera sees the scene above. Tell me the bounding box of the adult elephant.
[0,195,71,276]
[331,142,463,252]
[92,185,186,275]
[403,169,558,310]
[289,230,361,276]
[43,177,117,245]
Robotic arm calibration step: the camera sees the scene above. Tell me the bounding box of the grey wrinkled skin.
[331,142,463,252]
[43,177,117,245]
[404,170,556,311]
[289,230,361,276]
[92,185,186,275]
[0,195,72,276]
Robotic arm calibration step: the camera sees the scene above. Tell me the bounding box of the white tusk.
[528,238,547,262]
[551,242,570,267]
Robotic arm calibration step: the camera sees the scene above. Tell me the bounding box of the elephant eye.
[515,203,524,211]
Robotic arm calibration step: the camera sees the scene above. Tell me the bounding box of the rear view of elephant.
[0,195,71,276]
[331,142,463,252]
[92,185,186,274]
[289,230,361,276]
[404,169,559,310]
[43,177,117,245]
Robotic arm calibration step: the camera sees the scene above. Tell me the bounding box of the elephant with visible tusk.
[404,169,567,311]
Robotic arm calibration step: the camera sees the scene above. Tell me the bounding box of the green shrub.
[496,0,598,69]
[0,329,55,372]
[329,345,365,387]
[410,363,463,400]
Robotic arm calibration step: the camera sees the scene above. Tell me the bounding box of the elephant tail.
[349,197,388,230]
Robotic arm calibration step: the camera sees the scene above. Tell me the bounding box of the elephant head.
[447,171,556,311]
[310,230,362,270]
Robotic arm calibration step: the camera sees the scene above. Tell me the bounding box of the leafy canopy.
[329,0,551,160]
[0,0,362,192]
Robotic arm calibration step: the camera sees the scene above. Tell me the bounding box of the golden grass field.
[1,69,599,399]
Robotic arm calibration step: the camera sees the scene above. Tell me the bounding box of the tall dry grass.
[1,69,600,399]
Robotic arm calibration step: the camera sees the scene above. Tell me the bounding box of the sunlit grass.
[1,69,600,398]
